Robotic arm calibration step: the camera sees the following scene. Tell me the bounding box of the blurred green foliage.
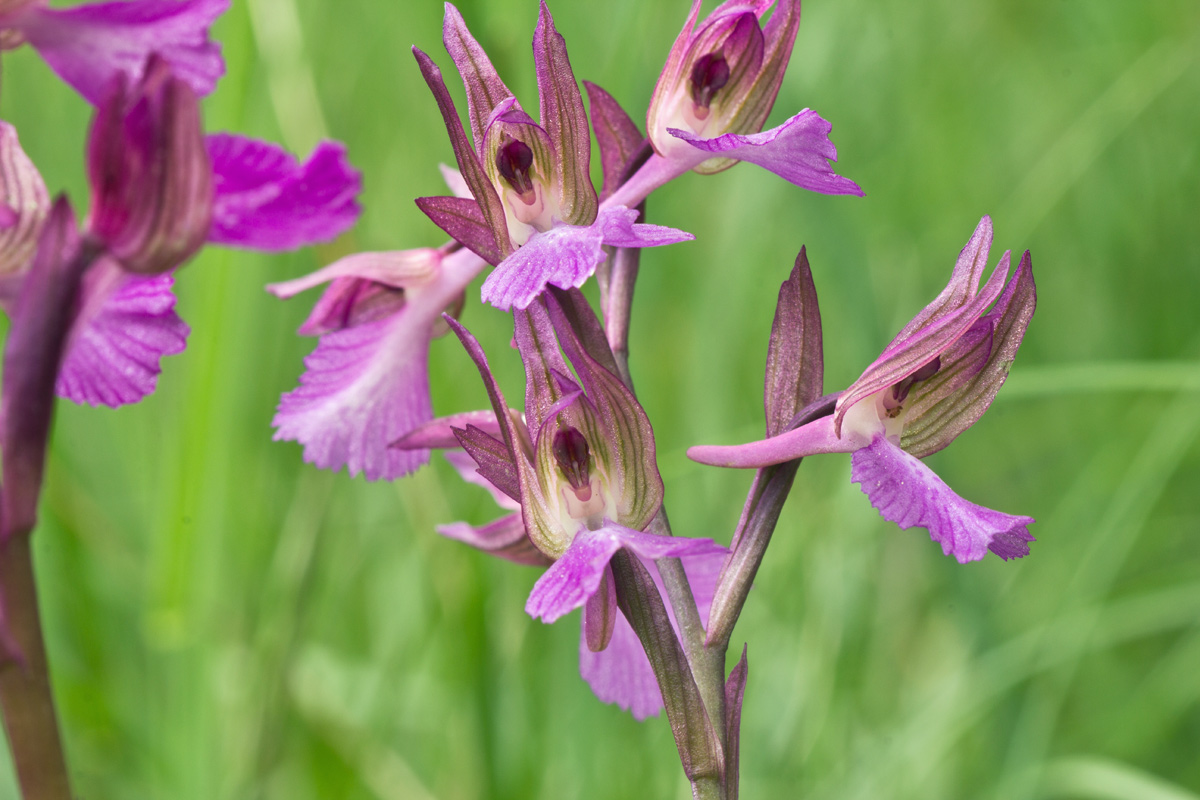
[2,0,1199,797]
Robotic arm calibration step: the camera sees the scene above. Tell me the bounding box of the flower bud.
[647,0,801,173]
[85,53,213,274]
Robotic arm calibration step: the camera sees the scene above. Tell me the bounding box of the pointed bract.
[763,247,823,437]
[0,122,50,279]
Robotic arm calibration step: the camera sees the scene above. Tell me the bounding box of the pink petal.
[56,258,188,407]
[688,414,858,469]
[266,249,442,299]
[480,207,692,311]
[437,512,550,567]
[526,522,726,624]
[579,549,724,720]
[272,309,431,482]
[668,109,863,196]
[851,435,1035,563]
[18,0,228,105]
[206,134,362,251]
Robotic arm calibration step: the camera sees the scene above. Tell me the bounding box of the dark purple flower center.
[496,139,536,198]
[689,52,731,112]
[552,427,591,495]
[885,357,942,417]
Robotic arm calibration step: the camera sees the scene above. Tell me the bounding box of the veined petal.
[441,1,516,150]
[56,258,188,407]
[266,249,441,300]
[206,135,362,251]
[437,513,550,566]
[0,121,50,279]
[595,205,694,249]
[413,46,511,260]
[688,414,857,469]
[479,206,691,311]
[273,310,431,481]
[18,0,228,105]
[851,435,1035,563]
[532,0,595,226]
[902,251,1037,458]
[896,216,994,340]
[668,110,864,196]
[393,410,506,450]
[579,549,724,720]
[835,249,1013,436]
[414,196,502,265]
[272,248,484,480]
[525,522,726,624]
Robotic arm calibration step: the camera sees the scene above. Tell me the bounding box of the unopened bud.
[85,54,213,274]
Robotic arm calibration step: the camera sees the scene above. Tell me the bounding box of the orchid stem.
[0,536,73,800]
[601,237,731,784]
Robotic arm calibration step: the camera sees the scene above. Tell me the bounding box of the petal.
[480,207,691,312]
[440,2,516,150]
[19,0,228,105]
[412,46,511,260]
[595,205,694,249]
[206,135,362,251]
[668,109,864,196]
[393,410,506,451]
[0,121,50,279]
[437,512,550,567]
[688,414,857,469]
[532,0,596,226]
[414,195,502,265]
[525,522,726,623]
[272,310,432,481]
[835,249,1013,437]
[851,436,1035,563]
[583,564,617,652]
[578,549,724,720]
[267,249,441,299]
[56,259,188,407]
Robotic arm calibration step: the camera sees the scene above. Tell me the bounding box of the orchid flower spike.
[413,2,692,311]
[690,217,1037,563]
[606,0,861,209]
[0,0,228,105]
[397,290,725,718]
[443,291,725,629]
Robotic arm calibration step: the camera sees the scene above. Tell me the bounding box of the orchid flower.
[0,58,363,409]
[0,0,228,105]
[267,246,485,482]
[690,217,1037,563]
[412,2,692,312]
[605,0,862,210]
[395,290,726,718]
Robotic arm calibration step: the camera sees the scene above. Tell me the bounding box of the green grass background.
[3,0,1199,797]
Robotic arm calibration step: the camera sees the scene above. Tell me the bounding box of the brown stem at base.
[0,536,72,800]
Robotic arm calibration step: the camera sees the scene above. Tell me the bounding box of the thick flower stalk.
[0,0,228,105]
[690,217,1037,563]
[413,2,692,311]
[605,0,862,210]
[0,58,363,409]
